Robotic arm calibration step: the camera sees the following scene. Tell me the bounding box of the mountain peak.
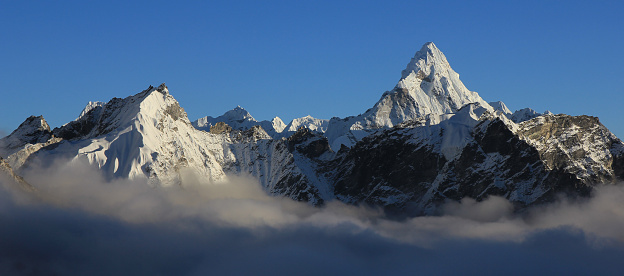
[400,42,449,80]
[324,42,493,149]
[0,115,52,157]
[53,84,188,140]
[224,106,254,121]
[376,42,490,124]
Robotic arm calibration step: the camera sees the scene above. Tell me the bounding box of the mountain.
[324,42,494,150]
[330,109,624,215]
[489,101,512,115]
[0,115,52,158]
[510,108,553,123]
[282,115,329,133]
[2,42,623,215]
[22,84,229,184]
[193,106,286,137]
[193,107,327,138]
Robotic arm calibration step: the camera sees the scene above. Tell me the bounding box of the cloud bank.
[1,160,624,275]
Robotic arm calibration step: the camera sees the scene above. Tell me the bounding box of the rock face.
[330,115,621,215]
[209,122,233,134]
[3,42,623,216]
[518,114,624,183]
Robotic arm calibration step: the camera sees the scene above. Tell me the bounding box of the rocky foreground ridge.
[2,42,623,215]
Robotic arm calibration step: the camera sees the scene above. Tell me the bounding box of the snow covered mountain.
[193,106,286,137]
[2,42,623,215]
[282,115,329,133]
[325,42,494,150]
[1,84,326,203]
[0,115,52,158]
[34,84,229,184]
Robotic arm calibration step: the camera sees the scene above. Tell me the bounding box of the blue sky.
[1,0,623,138]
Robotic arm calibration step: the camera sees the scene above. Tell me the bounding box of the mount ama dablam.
[2,42,623,215]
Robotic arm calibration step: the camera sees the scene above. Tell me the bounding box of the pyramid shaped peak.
[401,42,450,80]
[19,115,50,132]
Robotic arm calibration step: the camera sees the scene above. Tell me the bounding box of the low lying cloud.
[1,160,624,275]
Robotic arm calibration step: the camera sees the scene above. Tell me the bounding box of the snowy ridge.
[509,108,553,123]
[489,101,512,115]
[194,106,256,131]
[193,106,285,137]
[283,115,329,133]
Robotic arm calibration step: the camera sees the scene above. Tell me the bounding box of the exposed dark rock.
[210,122,233,134]
[164,102,186,121]
[328,116,623,216]
[287,127,332,159]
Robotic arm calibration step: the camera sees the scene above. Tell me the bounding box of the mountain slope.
[331,111,624,215]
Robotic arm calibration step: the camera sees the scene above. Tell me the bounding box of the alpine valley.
[2,42,623,216]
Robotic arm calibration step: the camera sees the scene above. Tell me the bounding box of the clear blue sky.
[1,0,623,138]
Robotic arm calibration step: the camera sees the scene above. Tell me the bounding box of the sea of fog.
[1,160,624,275]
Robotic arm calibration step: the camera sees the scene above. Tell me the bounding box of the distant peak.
[77,101,105,120]
[19,115,50,132]
[223,106,254,121]
[489,101,512,115]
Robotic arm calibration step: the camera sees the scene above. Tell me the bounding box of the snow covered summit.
[193,106,286,137]
[0,115,52,157]
[325,42,493,150]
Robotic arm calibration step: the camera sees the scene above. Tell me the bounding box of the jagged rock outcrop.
[209,122,233,134]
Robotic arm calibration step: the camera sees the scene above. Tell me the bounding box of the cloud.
[1,160,624,275]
